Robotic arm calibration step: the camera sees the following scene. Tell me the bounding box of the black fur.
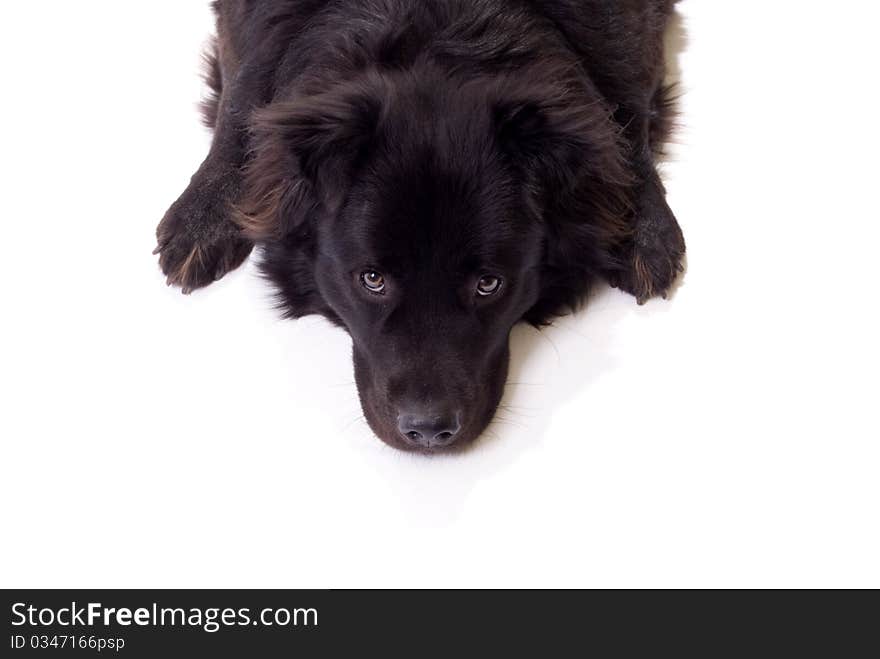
[155,0,685,451]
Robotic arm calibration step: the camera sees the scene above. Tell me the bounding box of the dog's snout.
[397,409,462,448]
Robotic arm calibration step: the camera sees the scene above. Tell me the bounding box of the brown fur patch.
[632,249,655,304]
[170,244,206,294]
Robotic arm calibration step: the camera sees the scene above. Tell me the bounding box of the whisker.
[492,414,529,430]
[340,414,367,433]
[536,328,562,363]
[498,404,539,417]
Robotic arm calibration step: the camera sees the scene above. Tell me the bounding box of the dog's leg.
[551,2,685,302]
[154,110,253,294]
[607,78,686,304]
[534,1,685,302]
[154,150,252,294]
[154,32,254,294]
[611,111,686,304]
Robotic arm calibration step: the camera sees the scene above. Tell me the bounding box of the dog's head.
[238,68,631,451]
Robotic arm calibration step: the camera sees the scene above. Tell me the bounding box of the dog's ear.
[491,83,636,324]
[236,76,386,239]
[492,84,630,194]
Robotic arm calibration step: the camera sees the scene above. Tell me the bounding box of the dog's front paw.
[611,192,685,304]
[154,182,253,294]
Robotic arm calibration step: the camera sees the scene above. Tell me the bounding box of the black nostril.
[397,409,462,448]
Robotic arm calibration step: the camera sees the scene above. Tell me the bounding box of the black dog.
[155,0,685,451]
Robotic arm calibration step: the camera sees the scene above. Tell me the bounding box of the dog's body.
[156,0,685,450]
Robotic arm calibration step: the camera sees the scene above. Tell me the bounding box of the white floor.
[1,1,878,587]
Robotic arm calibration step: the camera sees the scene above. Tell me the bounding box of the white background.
[1,1,878,588]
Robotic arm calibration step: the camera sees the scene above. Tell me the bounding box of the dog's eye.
[476,275,502,297]
[361,271,386,294]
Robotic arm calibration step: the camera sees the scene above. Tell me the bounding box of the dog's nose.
[397,409,461,448]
